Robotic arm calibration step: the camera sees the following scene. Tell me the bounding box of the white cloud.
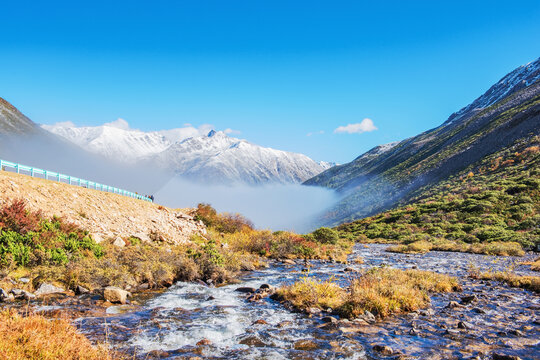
[104,118,131,130]
[307,130,324,137]
[334,118,377,134]
[46,121,76,128]
[224,128,241,135]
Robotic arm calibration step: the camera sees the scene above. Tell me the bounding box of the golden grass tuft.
[277,267,460,319]
[386,240,524,256]
[277,276,346,310]
[387,240,432,254]
[0,310,116,360]
[339,267,460,318]
[476,271,540,293]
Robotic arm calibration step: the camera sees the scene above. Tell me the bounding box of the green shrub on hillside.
[336,137,540,255]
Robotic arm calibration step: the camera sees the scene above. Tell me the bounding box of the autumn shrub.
[0,200,104,269]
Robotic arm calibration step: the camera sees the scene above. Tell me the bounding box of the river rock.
[235,287,256,293]
[0,288,8,301]
[359,310,376,324]
[259,284,274,292]
[277,320,293,328]
[239,335,267,347]
[75,285,90,295]
[18,277,30,284]
[445,301,463,309]
[282,259,296,265]
[196,338,212,346]
[305,307,322,315]
[492,354,522,360]
[460,295,477,304]
[34,283,65,296]
[373,344,393,355]
[343,267,357,272]
[457,321,473,330]
[252,319,268,325]
[321,316,338,324]
[103,286,130,304]
[294,339,320,351]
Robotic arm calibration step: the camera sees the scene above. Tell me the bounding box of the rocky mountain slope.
[42,123,331,185]
[0,98,39,135]
[306,57,540,226]
[0,170,206,244]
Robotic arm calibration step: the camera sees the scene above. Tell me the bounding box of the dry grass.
[276,276,346,310]
[386,240,524,256]
[475,271,540,293]
[387,240,432,254]
[0,310,116,360]
[277,267,460,319]
[339,267,460,318]
[529,257,540,271]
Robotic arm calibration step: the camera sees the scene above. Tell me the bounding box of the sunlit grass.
[0,310,117,360]
[277,267,460,319]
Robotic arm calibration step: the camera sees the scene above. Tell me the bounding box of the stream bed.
[72,244,539,359]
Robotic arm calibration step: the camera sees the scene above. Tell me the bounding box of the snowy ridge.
[352,141,400,162]
[149,130,331,184]
[447,57,540,124]
[42,123,331,185]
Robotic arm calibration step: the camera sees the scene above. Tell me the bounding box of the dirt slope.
[0,170,206,244]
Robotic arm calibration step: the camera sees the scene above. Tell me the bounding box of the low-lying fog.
[1,134,338,232]
[156,177,339,233]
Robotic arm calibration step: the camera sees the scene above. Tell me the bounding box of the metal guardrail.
[0,159,152,202]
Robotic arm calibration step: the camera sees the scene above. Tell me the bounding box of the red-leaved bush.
[0,199,41,234]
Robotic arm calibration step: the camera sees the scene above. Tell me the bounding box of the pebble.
[373,344,393,355]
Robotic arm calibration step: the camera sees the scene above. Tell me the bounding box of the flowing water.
[73,244,539,359]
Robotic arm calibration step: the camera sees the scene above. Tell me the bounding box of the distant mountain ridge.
[306,57,540,226]
[42,117,331,185]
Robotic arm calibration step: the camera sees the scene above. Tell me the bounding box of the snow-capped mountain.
[42,124,171,162]
[149,130,330,184]
[42,123,332,185]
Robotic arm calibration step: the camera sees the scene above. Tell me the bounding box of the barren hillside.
[0,170,206,244]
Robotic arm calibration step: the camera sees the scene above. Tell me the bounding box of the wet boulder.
[492,354,522,360]
[34,283,65,297]
[460,295,477,305]
[11,288,35,300]
[235,287,256,294]
[196,338,212,346]
[373,344,393,355]
[75,285,90,295]
[0,288,8,301]
[294,339,320,351]
[103,286,130,304]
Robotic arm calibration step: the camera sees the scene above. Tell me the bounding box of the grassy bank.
[276,267,460,319]
[0,200,353,294]
[0,310,116,360]
[336,137,540,256]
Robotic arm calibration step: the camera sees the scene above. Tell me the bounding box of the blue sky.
[1,1,539,163]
